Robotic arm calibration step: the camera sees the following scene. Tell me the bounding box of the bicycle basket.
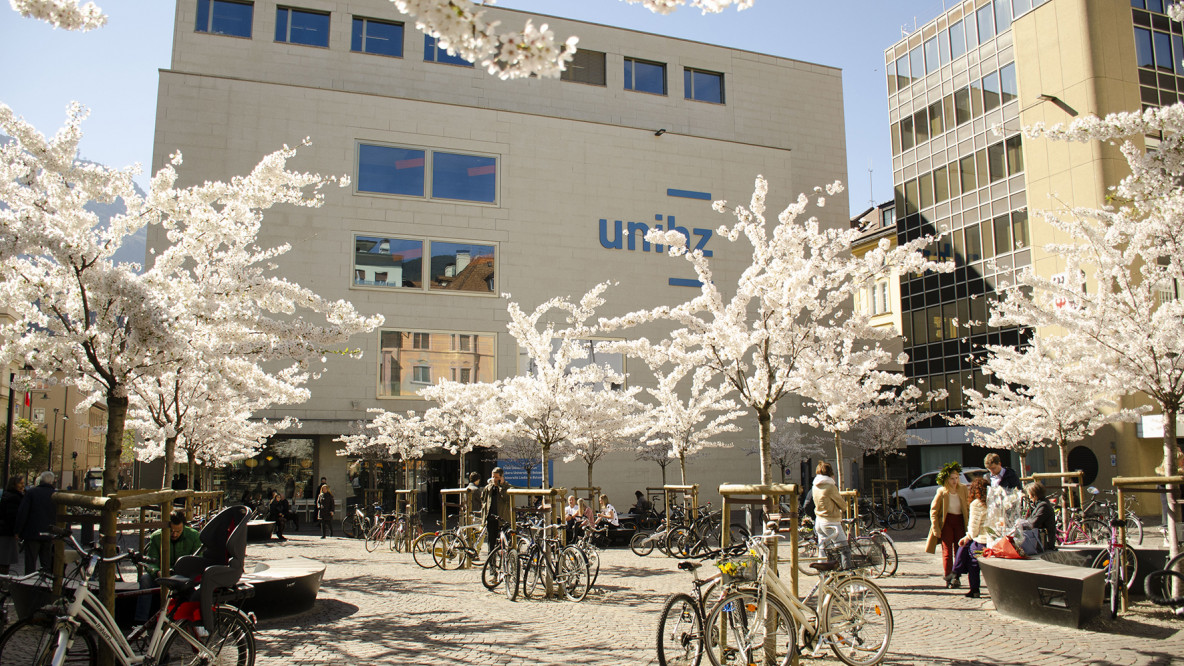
[716,554,760,584]
[824,539,882,572]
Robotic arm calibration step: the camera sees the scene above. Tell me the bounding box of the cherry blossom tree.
[336,409,434,469]
[847,391,937,496]
[418,379,499,486]
[744,424,826,484]
[0,104,382,494]
[636,443,675,487]
[560,382,646,490]
[497,435,543,488]
[605,177,948,485]
[8,0,105,31]
[990,99,1184,556]
[496,283,621,489]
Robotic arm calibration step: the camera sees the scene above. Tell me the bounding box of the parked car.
[893,467,989,511]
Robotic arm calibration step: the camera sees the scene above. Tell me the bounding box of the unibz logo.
[597,189,715,287]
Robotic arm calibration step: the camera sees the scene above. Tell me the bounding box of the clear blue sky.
[0,0,949,216]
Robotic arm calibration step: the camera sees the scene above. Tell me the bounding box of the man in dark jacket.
[984,453,1021,490]
[15,471,56,572]
[480,468,512,555]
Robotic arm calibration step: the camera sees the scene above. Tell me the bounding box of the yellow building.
[884,0,1172,497]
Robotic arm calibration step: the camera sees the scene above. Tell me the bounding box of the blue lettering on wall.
[597,188,715,286]
[599,219,623,249]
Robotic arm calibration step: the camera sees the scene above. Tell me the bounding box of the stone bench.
[239,558,325,617]
[246,520,275,542]
[978,556,1104,628]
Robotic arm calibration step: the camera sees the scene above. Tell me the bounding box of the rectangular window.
[880,282,891,314]
[993,215,1012,255]
[358,144,425,196]
[684,68,724,103]
[431,152,497,203]
[891,121,902,155]
[912,309,928,345]
[413,332,430,349]
[953,224,966,264]
[904,178,920,215]
[959,154,978,191]
[949,159,962,197]
[914,109,930,144]
[1011,210,1029,251]
[901,115,915,150]
[454,334,472,351]
[929,305,945,341]
[1006,135,1024,174]
[887,66,898,94]
[939,29,951,64]
[428,241,495,293]
[910,45,925,80]
[982,71,1001,111]
[624,57,667,95]
[351,17,403,57]
[934,165,950,203]
[977,5,995,44]
[994,0,1012,32]
[1174,35,1184,74]
[412,366,431,384]
[424,34,473,66]
[1013,0,1032,15]
[354,236,423,288]
[1149,0,1164,12]
[987,141,1006,182]
[920,172,934,210]
[971,77,984,117]
[965,223,982,263]
[882,207,895,228]
[1154,31,1174,71]
[999,63,1018,104]
[954,87,972,124]
[981,219,995,257]
[1136,28,1155,68]
[928,100,945,136]
[196,0,252,37]
[949,20,967,59]
[452,367,472,383]
[275,7,329,47]
[561,48,606,85]
[896,55,911,89]
[924,37,940,74]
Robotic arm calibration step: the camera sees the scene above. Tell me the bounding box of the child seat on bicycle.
[161,505,251,634]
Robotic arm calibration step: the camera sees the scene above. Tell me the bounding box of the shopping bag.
[982,535,1024,559]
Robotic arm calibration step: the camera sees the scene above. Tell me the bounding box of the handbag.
[1016,528,1043,556]
[951,541,975,574]
[982,535,1024,560]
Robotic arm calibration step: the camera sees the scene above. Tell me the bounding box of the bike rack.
[439,487,477,568]
[869,479,900,514]
[840,489,859,539]
[393,489,417,551]
[1112,474,1184,614]
[570,486,601,507]
[662,484,700,524]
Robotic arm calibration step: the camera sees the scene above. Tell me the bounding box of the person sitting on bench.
[596,494,619,528]
[135,510,201,625]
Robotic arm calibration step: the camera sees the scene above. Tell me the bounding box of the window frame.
[355,142,499,205]
[683,67,725,104]
[624,56,668,96]
[352,232,499,297]
[377,329,498,399]
[195,0,253,38]
[351,16,404,58]
[561,48,607,86]
[424,34,474,67]
[274,6,330,48]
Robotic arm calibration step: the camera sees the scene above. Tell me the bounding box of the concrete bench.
[239,558,325,617]
[246,520,275,542]
[978,556,1104,628]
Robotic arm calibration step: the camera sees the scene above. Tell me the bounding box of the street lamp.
[60,415,69,483]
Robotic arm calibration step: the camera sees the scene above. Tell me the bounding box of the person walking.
[0,476,26,575]
[317,483,335,539]
[268,492,291,541]
[955,477,990,599]
[811,461,850,567]
[480,467,512,555]
[15,471,56,573]
[926,462,969,589]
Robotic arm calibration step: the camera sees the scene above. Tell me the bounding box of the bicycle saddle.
[809,561,839,572]
[172,505,251,633]
[677,561,702,571]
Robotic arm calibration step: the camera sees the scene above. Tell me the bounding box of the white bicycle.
[0,526,255,666]
[702,527,893,666]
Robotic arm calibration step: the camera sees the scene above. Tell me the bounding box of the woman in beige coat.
[925,463,970,588]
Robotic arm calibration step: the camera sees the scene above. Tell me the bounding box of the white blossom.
[8,0,105,31]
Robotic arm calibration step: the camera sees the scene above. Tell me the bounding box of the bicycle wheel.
[159,606,256,666]
[1080,518,1108,545]
[341,515,357,539]
[412,533,439,569]
[582,545,601,588]
[886,508,908,531]
[434,533,464,571]
[630,531,655,557]
[559,546,590,602]
[1125,513,1144,546]
[389,523,406,552]
[871,533,899,577]
[797,535,821,576]
[702,590,795,666]
[667,528,691,558]
[1091,545,1138,590]
[821,576,892,666]
[502,551,520,601]
[481,548,502,591]
[1144,553,1184,608]
[0,616,96,666]
[364,524,384,553]
[523,551,546,600]
[656,593,703,666]
[852,537,887,579]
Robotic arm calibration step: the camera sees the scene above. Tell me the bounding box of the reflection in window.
[976,5,995,44]
[276,7,330,47]
[562,49,607,85]
[924,37,939,74]
[999,63,1018,104]
[354,236,423,288]
[684,68,725,103]
[352,17,403,57]
[896,55,910,89]
[928,100,944,136]
[959,155,977,192]
[954,87,972,124]
[196,0,253,37]
[994,215,1012,255]
[1136,28,1155,68]
[949,20,967,60]
[1006,135,1024,174]
[378,330,496,397]
[970,78,984,117]
[901,115,915,150]
[358,144,425,196]
[909,45,925,80]
[424,34,474,66]
[429,241,495,293]
[1154,31,1174,72]
[1011,210,1029,251]
[624,57,667,95]
[994,0,1012,33]
[982,71,1001,112]
[914,109,930,144]
[432,152,497,203]
[933,165,949,203]
[987,141,1006,182]
[965,224,982,263]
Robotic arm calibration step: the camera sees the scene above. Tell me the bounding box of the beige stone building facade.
[151,0,848,508]
[885,0,1173,499]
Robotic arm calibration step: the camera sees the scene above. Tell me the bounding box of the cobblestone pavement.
[249,527,1184,665]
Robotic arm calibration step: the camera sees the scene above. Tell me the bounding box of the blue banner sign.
[497,459,554,488]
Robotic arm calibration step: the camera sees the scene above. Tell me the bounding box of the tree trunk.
[881,455,890,506]
[525,467,533,489]
[757,408,772,486]
[1165,409,1180,562]
[459,449,466,488]
[161,435,177,490]
[660,463,667,487]
[1058,439,1070,534]
[103,392,128,497]
[834,432,844,491]
[187,450,197,490]
[541,442,551,490]
[587,462,593,492]
[680,455,687,485]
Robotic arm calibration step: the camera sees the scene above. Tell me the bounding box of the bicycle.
[571,527,603,588]
[856,498,915,532]
[655,545,746,666]
[341,502,376,540]
[516,523,589,602]
[364,511,400,553]
[1093,517,1138,618]
[0,526,255,666]
[1081,487,1144,546]
[702,525,893,666]
[630,513,683,557]
[1144,552,1184,614]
